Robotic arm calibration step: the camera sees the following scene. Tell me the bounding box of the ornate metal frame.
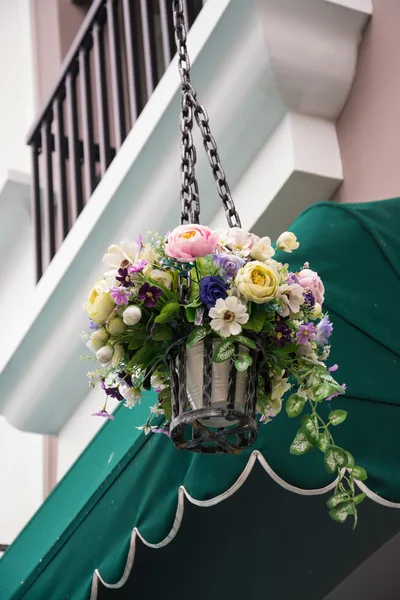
[169,340,261,454]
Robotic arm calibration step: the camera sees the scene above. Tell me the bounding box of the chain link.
[172,0,241,228]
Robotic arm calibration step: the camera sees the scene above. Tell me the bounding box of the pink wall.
[333,0,400,203]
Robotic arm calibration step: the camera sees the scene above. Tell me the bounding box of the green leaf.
[290,429,314,455]
[328,409,348,426]
[329,501,354,523]
[324,445,348,474]
[154,302,181,323]
[317,431,331,452]
[185,306,196,322]
[186,326,209,349]
[213,340,235,363]
[152,324,174,341]
[345,451,355,468]
[231,335,257,350]
[301,414,319,445]
[128,341,160,369]
[242,308,266,333]
[127,328,147,350]
[235,352,253,372]
[286,394,306,418]
[327,492,351,509]
[350,466,368,481]
[354,493,366,506]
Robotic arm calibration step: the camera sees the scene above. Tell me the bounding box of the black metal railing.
[28,0,203,281]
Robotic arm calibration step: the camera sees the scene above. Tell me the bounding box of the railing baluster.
[53,96,69,242]
[41,118,56,265]
[31,140,43,281]
[93,18,112,176]
[122,0,141,123]
[79,41,96,199]
[66,71,84,221]
[140,0,158,99]
[107,0,126,149]
[159,0,172,69]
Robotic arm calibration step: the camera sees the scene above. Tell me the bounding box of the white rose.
[122,306,142,326]
[96,345,113,364]
[276,232,299,253]
[250,236,275,261]
[91,328,110,349]
[150,269,172,289]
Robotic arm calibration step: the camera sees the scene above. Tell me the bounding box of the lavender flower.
[89,318,101,331]
[315,316,333,345]
[110,286,131,305]
[92,409,115,420]
[286,273,300,285]
[328,364,339,373]
[296,323,316,345]
[274,321,293,347]
[137,233,143,250]
[213,253,245,279]
[138,282,162,307]
[128,259,148,274]
[325,383,347,402]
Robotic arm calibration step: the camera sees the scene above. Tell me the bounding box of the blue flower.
[213,254,245,279]
[315,316,333,345]
[199,276,228,308]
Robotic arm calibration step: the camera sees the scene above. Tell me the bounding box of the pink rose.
[223,227,260,257]
[165,224,219,262]
[297,268,325,304]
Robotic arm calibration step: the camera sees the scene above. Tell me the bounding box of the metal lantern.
[169,1,265,454]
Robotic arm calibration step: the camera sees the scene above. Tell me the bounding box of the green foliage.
[324,445,348,474]
[301,414,319,445]
[152,324,174,341]
[186,327,209,349]
[235,352,253,372]
[154,302,181,323]
[213,340,235,363]
[290,429,314,455]
[231,335,257,349]
[242,307,266,332]
[328,409,348,426]
[286,394,306,418]
[350,466,368,481]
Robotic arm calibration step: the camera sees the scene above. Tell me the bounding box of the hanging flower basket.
[82,0,368,526]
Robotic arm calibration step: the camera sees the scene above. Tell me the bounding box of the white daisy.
[209,296,249,338]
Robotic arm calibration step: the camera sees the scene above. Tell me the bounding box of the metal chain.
[172,0,241,228]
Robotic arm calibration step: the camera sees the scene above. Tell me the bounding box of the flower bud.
[276,232,299,253]
[106,317,126,336]
[90,328,109,349]
[122,305,142,326]
[310,303,323,320]
[96,345,113,364]
[87,289,115,323]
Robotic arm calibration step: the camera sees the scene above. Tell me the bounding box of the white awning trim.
[90,448,399,598]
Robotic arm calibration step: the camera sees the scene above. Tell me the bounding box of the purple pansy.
[303,289,315,308]
[213,254,245,279]
[138,282,162,307]
[296,323,316,345]
[274,321,293,348]
[128,259,148,274]
[315,316,333,345]
[116,267,133,287]
[199,275,228,309]
[101,379,124,401]
[92,409,115,420]
[110,285,131,305]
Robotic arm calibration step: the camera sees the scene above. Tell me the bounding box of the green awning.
[1,198,400,599]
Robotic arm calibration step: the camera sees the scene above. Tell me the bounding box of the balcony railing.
[28,0,203,281]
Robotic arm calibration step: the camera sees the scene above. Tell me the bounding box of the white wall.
[0,0,36,191]
[0,0,43,548]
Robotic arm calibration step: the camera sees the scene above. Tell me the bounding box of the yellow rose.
[235,261,279,303]
[87,288,115,323]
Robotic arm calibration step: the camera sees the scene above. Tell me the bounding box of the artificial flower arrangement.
[83,224,367,525]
